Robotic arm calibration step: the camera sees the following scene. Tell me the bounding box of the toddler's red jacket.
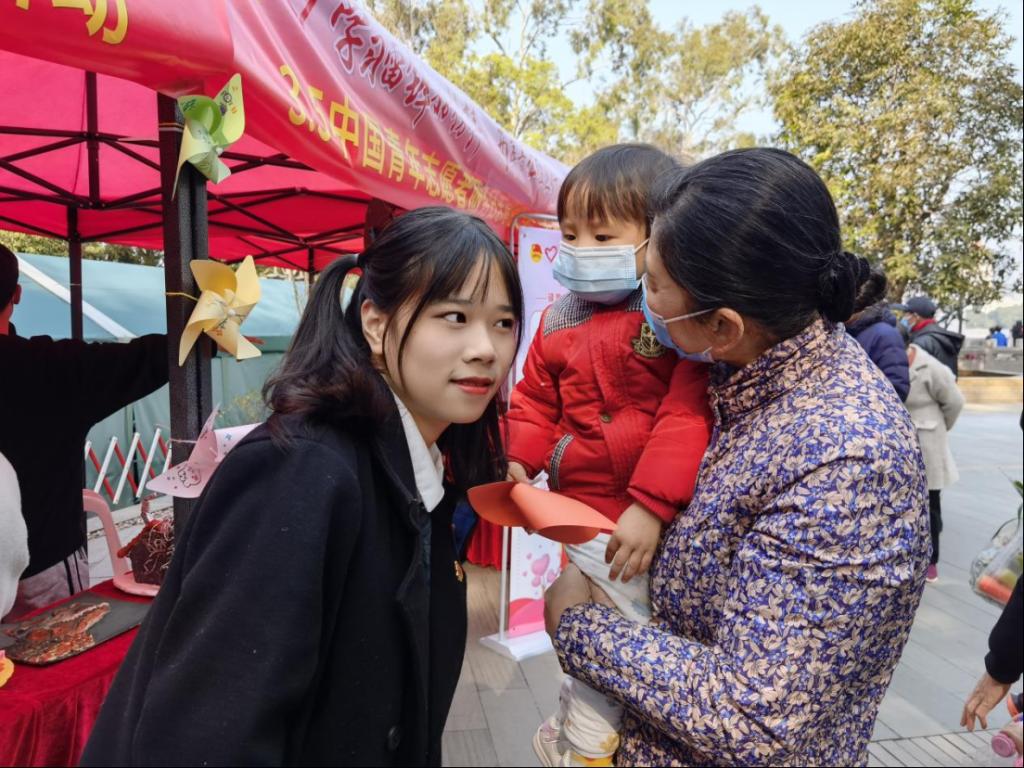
[506,291,712,523]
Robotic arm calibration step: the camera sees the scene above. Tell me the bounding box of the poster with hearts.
[508,525,564,637]
[516,226,565,381]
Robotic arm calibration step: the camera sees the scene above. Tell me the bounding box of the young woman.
[82,207,523,766]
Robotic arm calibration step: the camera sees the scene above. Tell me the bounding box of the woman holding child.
[545,147,930,766]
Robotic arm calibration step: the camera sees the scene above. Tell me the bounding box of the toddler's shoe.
[533,716,614,767]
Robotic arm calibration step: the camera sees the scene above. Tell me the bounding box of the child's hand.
[605,502,663,583]
[506,461,530,484]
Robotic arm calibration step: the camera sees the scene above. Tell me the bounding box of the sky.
[549,0,1024,138]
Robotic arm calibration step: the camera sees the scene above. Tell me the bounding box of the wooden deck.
[442,407,1023,767]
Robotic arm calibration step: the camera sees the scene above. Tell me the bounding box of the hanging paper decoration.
[147,408,258,499]
[177,255,261,366]
[174,73,244,189]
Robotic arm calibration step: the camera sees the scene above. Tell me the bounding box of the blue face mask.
[553,239,648,305]
[641,276,715,363]
[898,316,912,330]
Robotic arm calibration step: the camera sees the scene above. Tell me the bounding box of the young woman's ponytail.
[264,253,390,438]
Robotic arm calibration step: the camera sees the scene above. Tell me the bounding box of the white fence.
[84,430,172,505]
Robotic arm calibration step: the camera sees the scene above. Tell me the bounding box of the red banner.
[1,0,233,94]
[222,0,565,231]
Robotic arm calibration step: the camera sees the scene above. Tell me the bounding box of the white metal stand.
[477,213,561,662]
[478,524,555,661]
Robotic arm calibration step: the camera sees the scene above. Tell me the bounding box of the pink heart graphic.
[530,553,550,587]
[544,245,558,263]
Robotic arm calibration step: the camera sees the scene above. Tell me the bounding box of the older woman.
[545,148,929,766]
[904,330,964,583]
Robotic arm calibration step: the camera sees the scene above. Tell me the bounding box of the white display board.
[481,221,567,661]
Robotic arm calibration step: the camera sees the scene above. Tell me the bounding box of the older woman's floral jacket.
[555,319,929,767]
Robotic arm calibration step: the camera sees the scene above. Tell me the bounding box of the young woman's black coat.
[81,403,467,766]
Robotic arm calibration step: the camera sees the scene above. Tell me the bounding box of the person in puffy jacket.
[506,144,712,767]
[845,270,909,401]
[893,295,964,376]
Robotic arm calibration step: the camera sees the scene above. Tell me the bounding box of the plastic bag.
[971,518,1023,607]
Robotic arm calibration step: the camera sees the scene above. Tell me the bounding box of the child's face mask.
[553,239,649,306]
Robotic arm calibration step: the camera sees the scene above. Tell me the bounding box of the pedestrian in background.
[902,324,965,583]
[893,295,964,376]
[845,269,909,401]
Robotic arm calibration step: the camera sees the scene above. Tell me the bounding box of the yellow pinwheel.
[178,256,261,366]
[174,73,245,190]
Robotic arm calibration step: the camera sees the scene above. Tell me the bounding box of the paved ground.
[88,405,1023,766]
[441,406,1023,767]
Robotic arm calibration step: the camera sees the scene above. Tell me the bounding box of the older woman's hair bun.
[818,251,879,322]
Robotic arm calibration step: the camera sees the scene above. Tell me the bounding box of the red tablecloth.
[0,580,150,767]
[466,518,504,569]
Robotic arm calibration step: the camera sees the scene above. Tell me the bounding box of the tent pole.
[306,246,315,292]
[67,71,98,343]
[67,206,83,341]
[85,72,100,204]
[157,93,212,532]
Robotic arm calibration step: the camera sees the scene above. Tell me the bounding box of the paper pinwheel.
[174,73,245,190]
[146,409,258,499]
[178,255,261,366]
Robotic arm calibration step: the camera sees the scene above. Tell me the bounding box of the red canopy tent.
[0,0,567,525]
[0,56,376,271]
[0,0,566,268]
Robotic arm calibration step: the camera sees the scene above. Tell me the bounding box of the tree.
[771,0,1023,308]
[0,231,67,259]
[0,229,164,266]
[656,9,784,156]
[367,0,782,163]
[574,4,784,157]
[569,0,673,145]
[368,0,608,160]
[363,0,477,76]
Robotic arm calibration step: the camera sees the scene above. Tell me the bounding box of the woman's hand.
[544,564,591,639]
[605,502,663,583]
[961,671,1011,731]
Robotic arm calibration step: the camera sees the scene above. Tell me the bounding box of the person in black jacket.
[845,268,909,401]
[962,576,1023,731]
[893,295,964,376]
[0,244,168,620]
[81,207,524,767]
[961,411,1024,733]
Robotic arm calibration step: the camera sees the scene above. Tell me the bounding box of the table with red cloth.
[466,518,505,569]
[0,580,150,767]
[466,520,569,572]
